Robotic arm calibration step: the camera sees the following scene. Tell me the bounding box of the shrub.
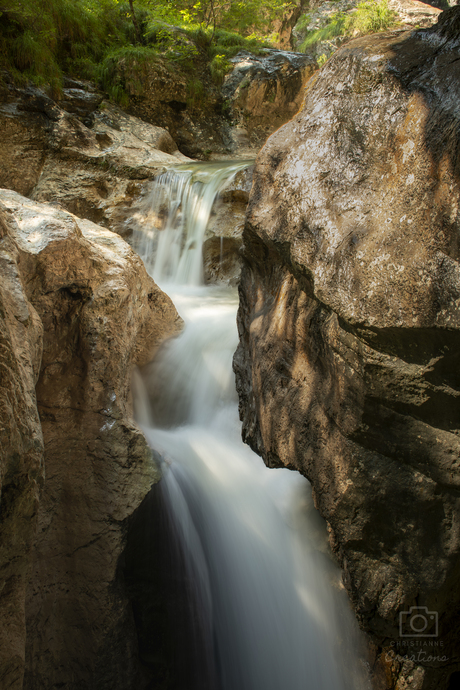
[299,13,347,53]
[210,54,232,84]
[348,0,397,35]
[297,0,397,57]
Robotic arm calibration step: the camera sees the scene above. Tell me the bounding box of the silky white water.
[131,160,252,285]
[131,162,370,690]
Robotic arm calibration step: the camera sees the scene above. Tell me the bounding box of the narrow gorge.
[0,3,459,690]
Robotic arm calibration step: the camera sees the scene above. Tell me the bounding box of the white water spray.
[132,161,371,690]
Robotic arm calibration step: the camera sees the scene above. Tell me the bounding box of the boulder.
[0,189,181,689]
[223,50,316,150]
[234,10,460,690]
[0,206,44,690]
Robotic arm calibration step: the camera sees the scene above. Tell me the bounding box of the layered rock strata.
[0,82,187,238]
[0,190,181,689]
[234,10,460,690]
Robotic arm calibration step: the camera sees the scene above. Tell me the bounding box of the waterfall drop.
[131,161,371,690]
[131,160,251,286]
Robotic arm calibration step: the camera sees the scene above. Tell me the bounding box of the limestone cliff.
[234,9,460,690]
[0,190,181,689]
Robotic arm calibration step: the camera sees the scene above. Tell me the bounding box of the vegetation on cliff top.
[0,0,295,97]
[295,0,398,64]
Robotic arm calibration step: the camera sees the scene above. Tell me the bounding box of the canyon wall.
[234,9,460,690]
[0,190,181,689]
[0,82,187,238]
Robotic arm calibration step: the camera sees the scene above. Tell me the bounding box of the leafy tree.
[128,0,143,43]
[0,0,297,95]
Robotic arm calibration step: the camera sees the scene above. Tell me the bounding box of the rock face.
[234,10,460,690]
[0,82,187,238]
[223,50,316,150]
[203,165,254,285]
[0,205,44,690]
[388,0,441,30]
[123,49,316,157]
[124,59,231,159]
[293,0,441,62]
[0,190,181,689]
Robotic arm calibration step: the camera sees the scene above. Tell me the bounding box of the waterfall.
[131,160,251,285]
[131,161,371,690]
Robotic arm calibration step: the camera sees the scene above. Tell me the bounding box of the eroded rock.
[0,208,44,690]
[234,10,460,689]
[0,86,188,238]
[203,164,254,284]
[223,50,316,149]
[0,190,181,690]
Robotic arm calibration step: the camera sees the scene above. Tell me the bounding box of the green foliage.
[0,0,129,93]
[186,77,205,109]
[348,0,397,35]
[144,22,200,67]
[97,44,159,106]
[210,53,232,84]
[154,0,296,38]
[298,0,397,56]
[299,13,347,53]
[209,29,267,58]
[0,0,293,103]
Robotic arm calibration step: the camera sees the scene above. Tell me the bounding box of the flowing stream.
[131,161,370,690]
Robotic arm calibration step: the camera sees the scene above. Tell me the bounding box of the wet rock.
[223,50,316,149]
[58,78,104,126]
[0,189,181,690]
[206,165,253,239]
[203,236,242,285]
[234,10,460,690]
[203,165,253,284]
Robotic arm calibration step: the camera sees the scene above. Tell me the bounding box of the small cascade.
[131,160,371,690]
[131,160,252,286]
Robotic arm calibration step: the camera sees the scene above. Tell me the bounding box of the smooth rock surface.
[234,10,460,690]
[0,190,181,690]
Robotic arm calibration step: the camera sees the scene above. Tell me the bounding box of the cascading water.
[131,160,252,285]
[131,161,371,690]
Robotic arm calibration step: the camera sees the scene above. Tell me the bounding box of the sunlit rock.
[0,85,187,238]
[234,9,460,689]
[0,189,181,689]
